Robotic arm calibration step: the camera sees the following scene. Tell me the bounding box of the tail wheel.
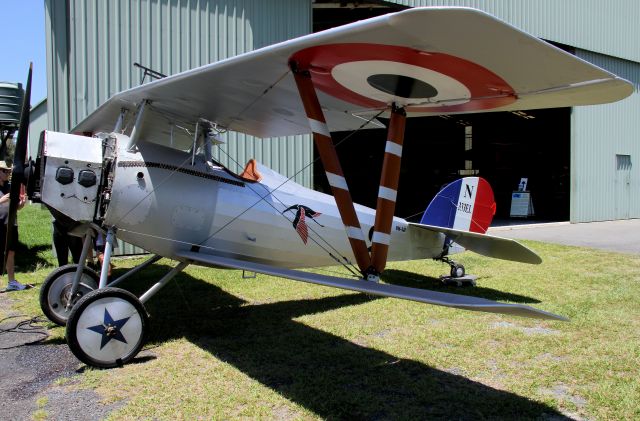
[39,264,99,326]
[67,287,148,368]
[450,263,465,278]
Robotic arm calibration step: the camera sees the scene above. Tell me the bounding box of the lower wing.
[177,250,563,321]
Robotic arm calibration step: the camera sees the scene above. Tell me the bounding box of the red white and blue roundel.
[421,177,496,234]
[290,44,516,113]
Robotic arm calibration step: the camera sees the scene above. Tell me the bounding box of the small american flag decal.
[284,205,323,244]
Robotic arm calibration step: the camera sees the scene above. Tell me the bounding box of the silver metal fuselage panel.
[40,131,103,222]
[106,137,444,269]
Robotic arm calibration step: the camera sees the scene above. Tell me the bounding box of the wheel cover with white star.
[67,288,147,368]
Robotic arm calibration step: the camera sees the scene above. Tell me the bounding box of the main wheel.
[40,264,99,326]
[66,287,148,368]
[450,263,465,278]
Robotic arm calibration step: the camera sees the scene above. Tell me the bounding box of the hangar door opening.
[314,108,571,223]
[311,3,571,224]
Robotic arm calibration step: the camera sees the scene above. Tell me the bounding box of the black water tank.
[0,82,25,126]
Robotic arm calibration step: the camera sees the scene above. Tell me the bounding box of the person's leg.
[5,226,29,291]
[6,250,15,280]
[0,222,7,285]
[52,220,69,266]
[69,235,84,264]
[5,251,27,291]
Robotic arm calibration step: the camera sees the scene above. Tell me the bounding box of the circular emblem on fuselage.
[290,43,516,113]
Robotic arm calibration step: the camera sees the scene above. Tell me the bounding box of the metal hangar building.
[44,0,639,225]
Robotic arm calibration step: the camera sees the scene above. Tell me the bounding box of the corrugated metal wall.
[44,0,640,233]
[45,0,313,254]
[571,50,640,222]
[391,0,640,222]
[388,0,640,64]
[28,99,48,158]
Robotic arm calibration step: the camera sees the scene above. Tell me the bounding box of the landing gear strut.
[434,242,476,287]
[64,229,188,368]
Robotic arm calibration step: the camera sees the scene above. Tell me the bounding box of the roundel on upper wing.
[290,44,516,113]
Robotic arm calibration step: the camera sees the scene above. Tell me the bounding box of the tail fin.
[420,177,496,234]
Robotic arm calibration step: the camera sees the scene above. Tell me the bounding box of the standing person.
[51,212,83,267]
[0,161,29,291]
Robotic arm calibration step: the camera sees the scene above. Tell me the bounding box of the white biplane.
[10,7,632,367]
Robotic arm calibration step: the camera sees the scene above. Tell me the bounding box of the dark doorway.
[315,108,571,222]
[311,3,572,223]
[312,1,407,33]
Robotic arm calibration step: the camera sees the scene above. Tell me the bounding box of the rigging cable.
[111,70,292,227]
[214,148,362,279]
[108,67,386,278]
[199,108,386,278]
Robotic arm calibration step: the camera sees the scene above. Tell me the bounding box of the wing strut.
[291,65,372,275]
[290,63,408,280]
[370,105,406,277]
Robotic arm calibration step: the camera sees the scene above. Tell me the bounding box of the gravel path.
[489,219,640,254]
[0,295,124,420]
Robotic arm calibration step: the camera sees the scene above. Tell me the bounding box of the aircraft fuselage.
[103,135,445,269]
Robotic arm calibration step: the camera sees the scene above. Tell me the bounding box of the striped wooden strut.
[292,68,372,274]
[291,65,408,278]
[370,107,406,275]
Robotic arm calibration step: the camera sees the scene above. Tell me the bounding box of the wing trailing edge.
[177,250,564,321]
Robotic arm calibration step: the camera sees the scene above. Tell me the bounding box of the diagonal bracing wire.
[108,68,386,278]
[198,108,386,277]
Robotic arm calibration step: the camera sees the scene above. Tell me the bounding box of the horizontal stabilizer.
[178,251,564,321]
[409,223,542,264]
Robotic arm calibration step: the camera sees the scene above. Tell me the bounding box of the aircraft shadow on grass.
[382,269,541,304]
[113,265,569,420]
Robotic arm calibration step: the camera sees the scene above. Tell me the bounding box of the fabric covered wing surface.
[73,7,633,140]
[177,250,565,321]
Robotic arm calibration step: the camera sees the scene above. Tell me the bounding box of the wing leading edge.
[177,250,566,321]
[74,7,633,141]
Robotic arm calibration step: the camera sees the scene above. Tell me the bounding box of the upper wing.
[74,7,633,141]
[177,250,565,321]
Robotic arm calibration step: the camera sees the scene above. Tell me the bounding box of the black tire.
[66,287,148,369]
[39,264,99,326]
[450,263,465,278]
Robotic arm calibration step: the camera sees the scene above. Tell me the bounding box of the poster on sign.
[518,178,528,192]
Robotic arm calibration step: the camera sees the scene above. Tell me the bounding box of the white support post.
[98,228,115,289]
[191,120,200,166]
[66,231,95,310]
[127,100,147,152]
[113,108,127,133]
[139,261,189,304]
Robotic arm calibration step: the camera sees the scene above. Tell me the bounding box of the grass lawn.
[3,204,640,419]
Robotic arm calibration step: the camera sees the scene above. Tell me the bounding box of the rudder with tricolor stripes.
[420,177,496,234]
